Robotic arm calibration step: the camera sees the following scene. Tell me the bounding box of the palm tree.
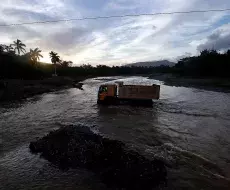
[11,39,26,55]
[49,51,60,76]
[29,48,43,66]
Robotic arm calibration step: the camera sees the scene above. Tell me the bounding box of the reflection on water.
[0,76,230,189]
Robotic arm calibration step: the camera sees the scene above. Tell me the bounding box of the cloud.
[3,8,55,21]
[0,0,230,65]
[40,27,92,51]
[197,24,230,51]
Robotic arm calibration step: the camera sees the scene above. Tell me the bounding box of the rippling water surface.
[1,77,230,189]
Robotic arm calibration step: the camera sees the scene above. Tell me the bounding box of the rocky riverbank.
[149,74,230,92]
[29,125,167,190]
[0,76,86,101]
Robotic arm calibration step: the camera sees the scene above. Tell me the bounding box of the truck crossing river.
[97,81,160,105]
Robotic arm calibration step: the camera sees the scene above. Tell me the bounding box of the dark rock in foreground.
[30,125,167,189]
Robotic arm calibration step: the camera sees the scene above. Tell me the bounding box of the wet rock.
[72,82,83,90]
[29,125,167,189]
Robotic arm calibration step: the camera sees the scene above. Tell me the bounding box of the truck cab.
[97,84,117,103]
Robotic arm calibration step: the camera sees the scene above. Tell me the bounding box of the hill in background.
[125,60,175,67]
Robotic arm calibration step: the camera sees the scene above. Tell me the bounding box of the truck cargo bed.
[97,82,160,107]
[118,85,160,100]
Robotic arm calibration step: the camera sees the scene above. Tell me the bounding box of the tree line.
[0,39,230,79]
[173,49,230,77]
[0,39,73,79]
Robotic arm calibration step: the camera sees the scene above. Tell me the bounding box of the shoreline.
[149,74,230,93]
[1,74,229,102]
[0,76,88,102]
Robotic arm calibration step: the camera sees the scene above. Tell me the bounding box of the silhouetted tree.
[3,45,14,53]
[0,40,229,80]
[81,64,93,69]
[227,50,230,57]
[0,44,4,53]
[29,48,43,66]
[49,51,60,76]
[59,60,73,67]
[200,49,210,57]
[174,49,230,77]
[11,39,26,55]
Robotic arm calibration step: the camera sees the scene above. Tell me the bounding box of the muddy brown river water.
[0,77,230,189]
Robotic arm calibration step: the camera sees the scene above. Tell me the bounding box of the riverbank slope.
[0,76,87,101]
[149,74,230,92]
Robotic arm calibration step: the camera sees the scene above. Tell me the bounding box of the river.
[0,76,230,190]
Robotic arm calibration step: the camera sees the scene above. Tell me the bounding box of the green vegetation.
[0,39,230,80]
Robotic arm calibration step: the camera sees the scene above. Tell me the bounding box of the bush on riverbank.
[29,125,167,189]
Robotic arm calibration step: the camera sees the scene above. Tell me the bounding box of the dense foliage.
[0,39,229,79]
[174,50,230,77]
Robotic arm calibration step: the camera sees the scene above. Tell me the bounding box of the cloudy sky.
[0,0,230,65]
